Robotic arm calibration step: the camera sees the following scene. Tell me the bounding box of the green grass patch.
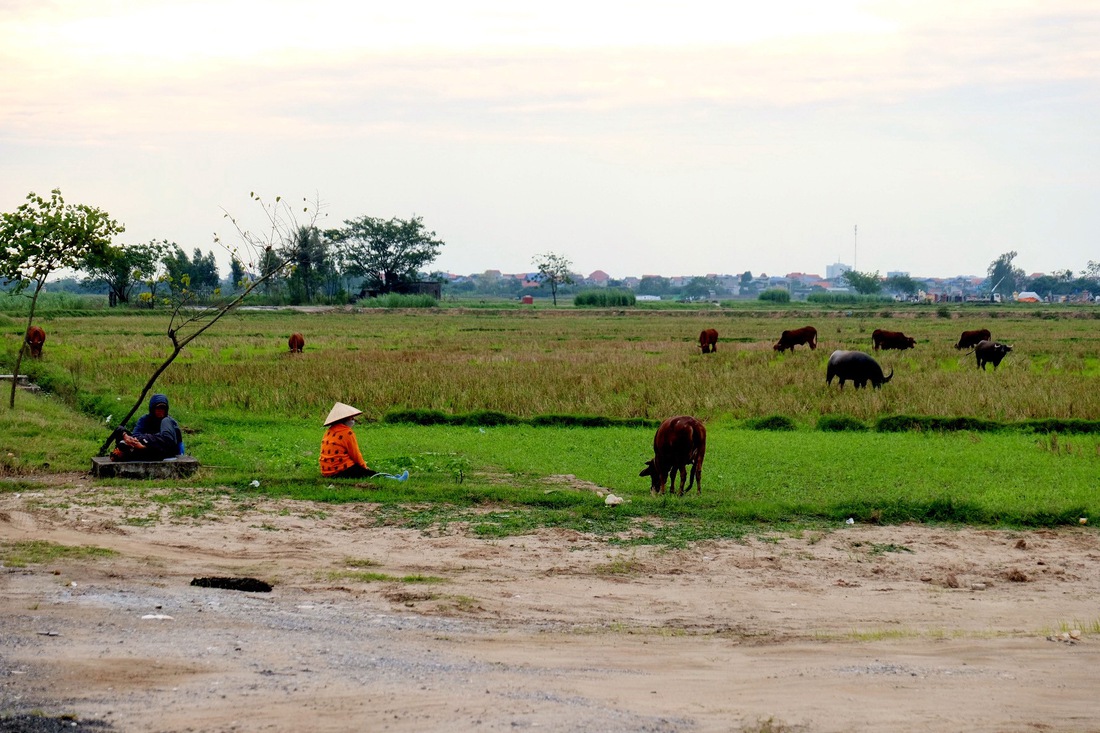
[324,570,446,583]
[0,540,117,567]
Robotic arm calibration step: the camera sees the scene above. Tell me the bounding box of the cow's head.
[640,459,665,493]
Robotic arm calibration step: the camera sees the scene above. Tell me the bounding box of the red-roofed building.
[587,270,611,286]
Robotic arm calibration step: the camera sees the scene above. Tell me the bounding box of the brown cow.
[288,333,305,353]
[698,329,718,353]
[773,325,817,353]
[955,328,991,350]
[25,325,46,358]
[871,328,916,351]
[640,415,706,497]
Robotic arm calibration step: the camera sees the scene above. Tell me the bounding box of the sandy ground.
[1,475,1098,733]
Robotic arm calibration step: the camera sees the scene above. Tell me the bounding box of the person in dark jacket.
[110,393,184,461]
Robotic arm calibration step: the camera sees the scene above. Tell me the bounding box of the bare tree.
[97,194,325,455]
[532,252,574,306]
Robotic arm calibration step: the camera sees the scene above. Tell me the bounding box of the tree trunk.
[8,280,44,409]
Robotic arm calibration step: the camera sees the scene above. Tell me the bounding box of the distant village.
[438,261,1096,304]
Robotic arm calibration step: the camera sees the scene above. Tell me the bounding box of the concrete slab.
[91,455,200,479]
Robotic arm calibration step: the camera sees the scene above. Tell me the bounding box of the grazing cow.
[698,329,718,354]
[826,350,893,389]
[773,325,817,353]
[871,328,916,351]
[25,325,46,358]
[640,415,707,497]
[955,328,991,350]
[973,340,1012,371]
[288,333,305,353]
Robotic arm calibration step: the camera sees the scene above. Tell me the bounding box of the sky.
[2,1,1097,281]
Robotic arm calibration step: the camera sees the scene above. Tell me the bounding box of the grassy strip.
[0,540,117,567]
[94,419,1100,529]
[11,308,1100,424]
[383,409,659,429]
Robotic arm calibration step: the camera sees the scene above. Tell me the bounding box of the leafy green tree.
[884,274,919,297]
[532,252,574,306]
[189,248,220,292]
[331,215,444,294]
[680,276,718,301]
[281,225,333,304]
[1,189,123,408]
[987,251,1024,299]
[82,239,169,305]
[638,275,670,296]
[228,257,248,291]
[842,270,883,295]
[162,246,220,296]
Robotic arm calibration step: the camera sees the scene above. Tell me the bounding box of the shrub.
[573,289,636,307]
[1019,419,1100,435]
[817,415,867,432]
[806,293,892,305]
[747,415,797,431]
[359,293,438,308]
[876,415,1001,433]
[458,410,520,427]
[758,288,790,303]
[936,306,951,319]
[528,414,659,428]
[382,409,454,425]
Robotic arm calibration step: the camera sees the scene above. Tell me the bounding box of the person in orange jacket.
[319,402,377,479]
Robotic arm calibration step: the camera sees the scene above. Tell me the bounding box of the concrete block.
[91,455,200,479]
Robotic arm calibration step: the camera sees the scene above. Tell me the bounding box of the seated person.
[319,402,377,479]
[110,393,184,462]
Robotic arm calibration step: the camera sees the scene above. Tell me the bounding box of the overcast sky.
[2,1,1097,280]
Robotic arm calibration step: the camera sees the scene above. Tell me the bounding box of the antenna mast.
[854,225,858,271]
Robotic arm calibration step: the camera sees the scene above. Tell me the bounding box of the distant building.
[826,262,852,280]
[587,270,611,286]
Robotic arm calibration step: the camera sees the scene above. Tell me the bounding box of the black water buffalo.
[826,350,893,389]
[773,325,817,353]
[974,340,1012,370]
[871,329,915,351]
[954,328,991,350]
[698,328,718,353]
[640,415,707,496]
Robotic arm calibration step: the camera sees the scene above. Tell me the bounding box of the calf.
[288,333,305,353]
[25,325,46,358]
[698,329,718,354]
[954,328,991,350]
[640,416,707,496]
[773,325,817,353]
[871,328,916,351]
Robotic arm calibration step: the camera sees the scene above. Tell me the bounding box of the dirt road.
[2,479,1098,732]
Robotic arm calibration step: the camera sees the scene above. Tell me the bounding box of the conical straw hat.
[323,402,362,426]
